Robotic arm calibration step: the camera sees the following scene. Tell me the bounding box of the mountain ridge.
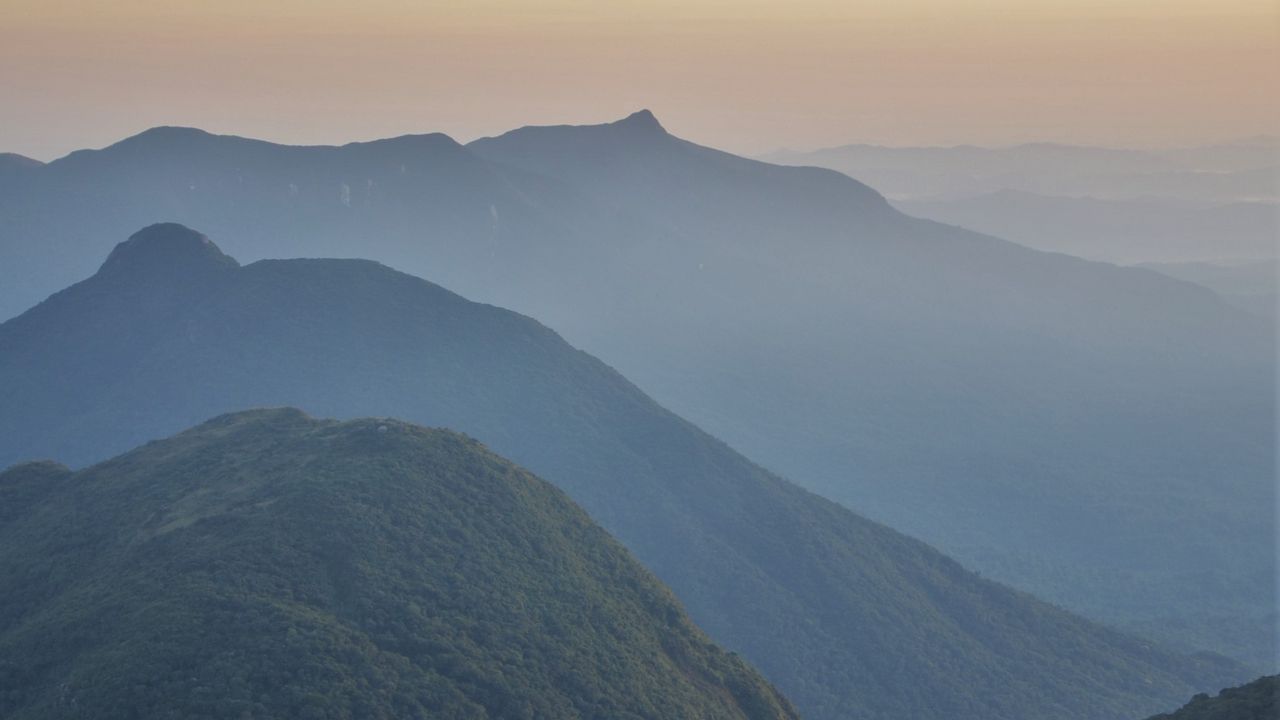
[0,407,800,720]
[58,125,466,162]
[0,223,1249,720]
[1,114,1272,672]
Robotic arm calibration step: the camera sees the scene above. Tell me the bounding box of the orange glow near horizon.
[2,0,1277,159]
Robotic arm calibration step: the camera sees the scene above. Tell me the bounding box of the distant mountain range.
[762,138,1280,203]
[894,190,1277,265]
[0,113,1273,671]
[0,408,798,720]
[766,139,1278,276]
[0,224,1247,720]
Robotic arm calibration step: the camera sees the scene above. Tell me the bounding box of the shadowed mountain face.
[0,408,799,720]
[0,115,1274,670]
[0,225,1248,720]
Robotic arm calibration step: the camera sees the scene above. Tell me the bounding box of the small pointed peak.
[613,109,665,134]
[97,223,239,280]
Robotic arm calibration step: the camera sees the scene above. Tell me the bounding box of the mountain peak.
[0,408,799,720]
[129,126,212,142]
[0,152,44,170]
[97,223,239,280]
[111,126,215,151]
[612,109,666,134]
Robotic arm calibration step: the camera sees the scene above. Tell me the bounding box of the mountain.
[765,141,1278,264]
[0,125,571,322]
[894,191,1277,264]
[761,139,1280,202]
[468,116,1277,670]
[1136,260,1277,319]
[0,116,1274,672]
[0,408,798,720]
[0,224,1247,720]
[1144,676,1278,720]
[0,152,42,175]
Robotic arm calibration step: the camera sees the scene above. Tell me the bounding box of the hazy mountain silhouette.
[765,140,1279,267]
[1137,259,1277,319]
[762,139,1280,202]
[0,122,652,328]
[0,152,42,172]
[895,190,1277,264]
[469,116,1278,670]
[0,224,1247,720]
[0,408,799,720]
[0,115,1273,669]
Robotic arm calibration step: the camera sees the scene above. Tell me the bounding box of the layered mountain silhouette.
[762,139,1280,203]
[0,408,799,720]
[1137,259,1277,318]
[895,191,1277,265]
[0,114,1273,669]
[0,225,1247,720]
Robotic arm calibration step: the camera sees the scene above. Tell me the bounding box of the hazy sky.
[3,0,1277,160]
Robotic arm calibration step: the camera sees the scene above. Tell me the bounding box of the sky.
[2,0,1277,160]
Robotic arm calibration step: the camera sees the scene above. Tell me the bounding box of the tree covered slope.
[0,408,798,720]
[1145,676,1278,720]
